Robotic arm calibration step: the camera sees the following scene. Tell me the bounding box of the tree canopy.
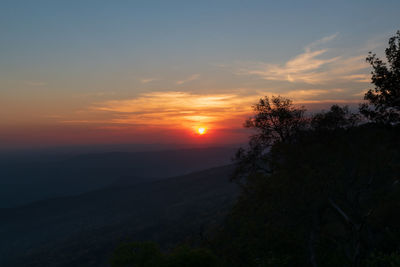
[232,96,306,182]
[360,30,400,124]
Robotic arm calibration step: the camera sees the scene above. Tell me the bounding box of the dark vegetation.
[109,31,400,266]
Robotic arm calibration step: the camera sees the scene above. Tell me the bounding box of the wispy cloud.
[68,88,352,128]
[305,33,339,51]
[90,91,253,127]
[176,74,200,85]
[238,34,370,84]
[140,78,158,84]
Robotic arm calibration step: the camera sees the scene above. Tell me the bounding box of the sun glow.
[197,127,206,135]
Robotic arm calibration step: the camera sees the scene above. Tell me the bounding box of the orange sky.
[2,2,398,150]
[0,89,365,150]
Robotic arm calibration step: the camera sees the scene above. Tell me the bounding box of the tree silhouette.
[311,105,360,131]
[245,95,307,144]
[360,31,400,124]
[232,96,306,182]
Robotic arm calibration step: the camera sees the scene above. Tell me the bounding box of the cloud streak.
[176,74,200,85]
[77,88,354,130]
[140,78,158,84]
[90,91,254,128]
[239,34,370,84]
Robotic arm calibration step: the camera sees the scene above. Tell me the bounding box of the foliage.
[110,243,222,267]
[220,123,400,266]
[364,251,400,267]
[220,32,400,266]
[244,95,307,144]
[164,245,221,267]
[360,30,400,124]
[233,95,306,182]
[110,242,163,267]
[311,105,360,131]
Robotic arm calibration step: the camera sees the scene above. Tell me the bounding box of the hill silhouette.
[0,146,238,208]
[0,165,238,267]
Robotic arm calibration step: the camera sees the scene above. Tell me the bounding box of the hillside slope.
[0,146,237,208]
[0,165,238,267]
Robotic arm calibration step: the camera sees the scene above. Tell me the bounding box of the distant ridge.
[0,164,238,267]
[0,146,238,208]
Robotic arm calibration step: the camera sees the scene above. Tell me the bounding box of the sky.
[1,0,399,150]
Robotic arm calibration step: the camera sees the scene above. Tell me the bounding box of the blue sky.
[1,0,399,148]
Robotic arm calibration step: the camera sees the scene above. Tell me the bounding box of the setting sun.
[197,127,206,135]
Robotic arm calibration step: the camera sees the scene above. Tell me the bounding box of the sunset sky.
[1,0,399,150]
